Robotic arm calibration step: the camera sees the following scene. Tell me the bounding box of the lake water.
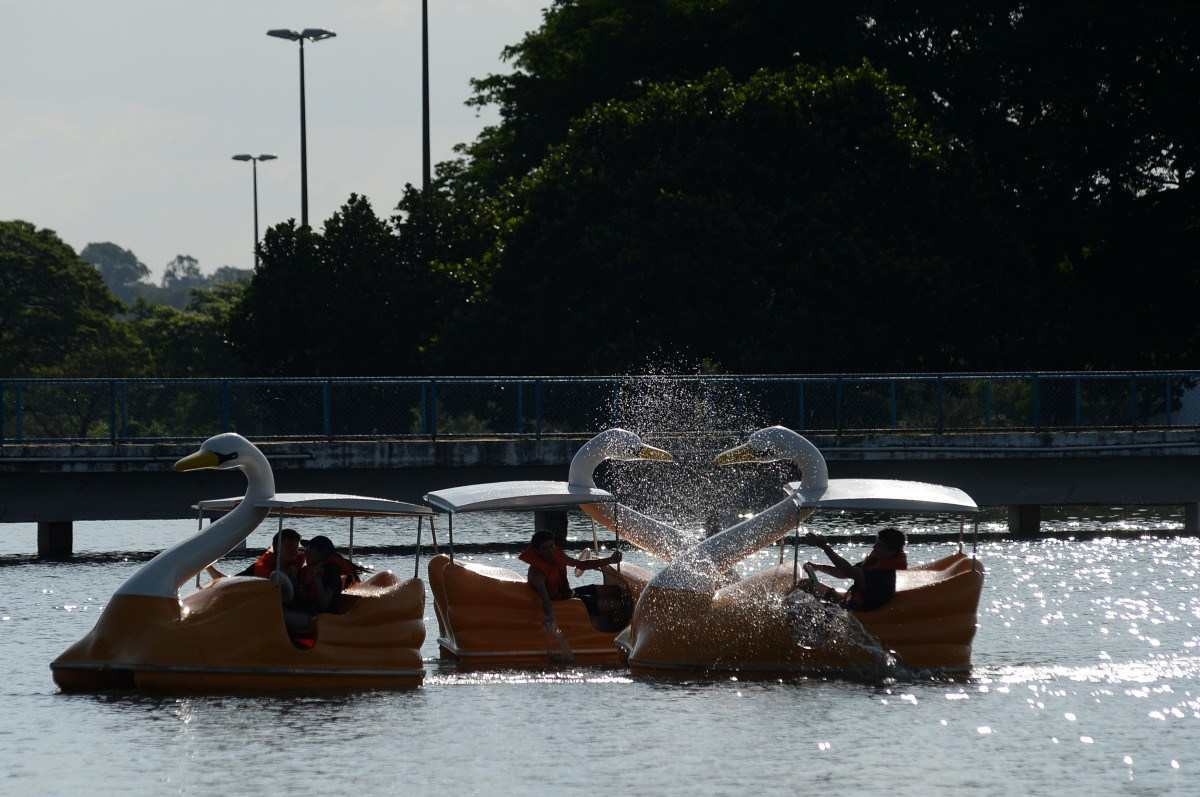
[1,512,1198,795]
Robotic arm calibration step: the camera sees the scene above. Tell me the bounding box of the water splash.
[783,587,897,677]
[594,367,794,527]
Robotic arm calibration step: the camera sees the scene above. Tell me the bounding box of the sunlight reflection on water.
[1,525,1198,795]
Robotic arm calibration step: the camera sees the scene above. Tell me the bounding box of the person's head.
[304,535,336,563]
[874,527,906,556]
[273,528,302,562]
[530,530,556,560]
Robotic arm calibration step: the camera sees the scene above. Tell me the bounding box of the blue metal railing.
[0,372,1196,444]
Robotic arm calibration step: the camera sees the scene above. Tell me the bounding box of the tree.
[465,1,865,192]
[211,265,252,284]
[0,220,146,377]
[231,195,454,375]
[440,66,1030,373]
[79,242,151,305]
[129,282,247,377]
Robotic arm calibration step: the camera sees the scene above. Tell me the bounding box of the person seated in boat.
[520,530,623,631]
[205,527,305,584]
[795,527,908,611]
[553,527,637,629]
[293,536,346,615]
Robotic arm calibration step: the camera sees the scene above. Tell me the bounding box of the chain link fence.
[1,373,1197,443]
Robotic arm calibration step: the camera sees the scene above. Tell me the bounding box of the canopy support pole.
[791,508,801,586]
[430,516,439,553]
[414,516,423,579]
[591,518,599,554]
[448,514,455,562]
[958,518,965,554]
[614,503,621,575]
[195,509,204,588]
[348,516,355,563]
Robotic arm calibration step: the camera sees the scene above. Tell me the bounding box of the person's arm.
[802,533,864,584]
[562,549,622,570]
[527,567,556,628]
[807,563,852,578]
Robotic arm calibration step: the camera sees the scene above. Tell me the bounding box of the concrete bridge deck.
[4,429,1199,556]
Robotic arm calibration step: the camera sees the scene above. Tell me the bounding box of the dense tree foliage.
[80,242,151,305]
[443,0,1200,371]
[230,195,456,375]
[3,223,248,378]
[128,283,247,376]
[0,221,145,377]
[9,2,1200,377]
[445,66,1028,372]
[80,245,251,309]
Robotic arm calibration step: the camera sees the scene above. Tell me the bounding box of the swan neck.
[114,458,274,598]
[787,433,828,492]
[581,503,690,562]
[568,436,608,487]
[651,499,815,594]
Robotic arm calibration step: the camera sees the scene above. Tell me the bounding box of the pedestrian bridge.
[3,372,1199,556]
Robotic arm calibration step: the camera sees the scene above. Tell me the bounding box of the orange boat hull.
[428,553,651,667]
[51,571,426,692]
[622,552,984,675]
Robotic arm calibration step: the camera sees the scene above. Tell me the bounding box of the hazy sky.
[1,0,547,278]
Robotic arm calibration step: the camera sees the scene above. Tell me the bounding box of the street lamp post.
[267,27,336,228]
[232,154,278,268]
[422,0,431,191]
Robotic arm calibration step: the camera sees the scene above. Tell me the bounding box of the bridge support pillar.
[1007,505,1041,538]
[37,521,73,560]
[1185,503,1200,535]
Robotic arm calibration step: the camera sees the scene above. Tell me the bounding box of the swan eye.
[215,451,239,464]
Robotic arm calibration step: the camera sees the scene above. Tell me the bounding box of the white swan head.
[174,432,276,500]
[567,428,673,488]
[713,425,828,493]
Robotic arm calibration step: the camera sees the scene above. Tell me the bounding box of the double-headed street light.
[266,27,336,228]
[232,153,277,268]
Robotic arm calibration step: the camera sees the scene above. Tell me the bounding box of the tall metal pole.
[299,37,309,227]
[421,0,431,191]
[269,29,332,226]
[252,159,260,268]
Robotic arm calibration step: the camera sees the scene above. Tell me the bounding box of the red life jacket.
[251,549,306,578]
[519,547,571,599]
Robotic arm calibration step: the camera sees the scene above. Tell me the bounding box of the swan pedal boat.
[424,482,656,667]
[423,429,672,667]
[51,434,429,692]
[614,427,986,676]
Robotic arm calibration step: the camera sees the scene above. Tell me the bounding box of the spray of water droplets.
[592,367,797,528]
[589,365,895,676]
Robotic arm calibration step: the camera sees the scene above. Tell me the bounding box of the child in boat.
[521,530,623,631]
[795,527,908,611]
